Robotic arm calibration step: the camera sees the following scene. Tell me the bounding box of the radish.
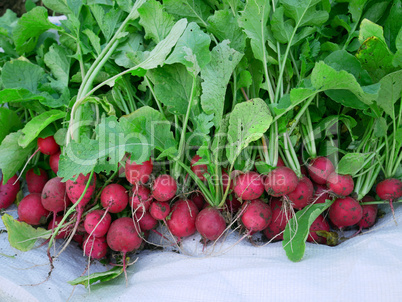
[264,166,298,197]
[101,183,128,213]
[84,210,112,237]
[307,215,330,244]
[0,174,20,210]
[313,184,331,204]
[195,207,226,241]
[37,136,60,155]
[326,172,354,197]
[149,201,170,220]
[287,176,314,210]
[277,156,285,167]
[18,193,50,226]
[233,171,264,200]
[241,199,272,232]
[125,157,153,184]
[106,217,143,278]
[41,177,70,214]
[134,211,158,231]
[49,151,61,174]
[66,173,97,208]
[358,196,378,229]
[329,196,363,229]
[26,168,48,193]
[376,178,402,201]
[190,192,206,211]
[83,236,108,259]
[308,156,334,185]
[130,185,152,213]
[152,174,177,202]
[190,155,208,181]
[166,199,199,238]
[263,199,292,241]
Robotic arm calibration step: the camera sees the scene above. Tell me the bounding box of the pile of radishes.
[2,134,401,274]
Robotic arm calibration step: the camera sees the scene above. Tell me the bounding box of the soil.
[0,0,27,17]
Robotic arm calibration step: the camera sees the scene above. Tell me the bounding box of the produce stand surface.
[1,205,401,302]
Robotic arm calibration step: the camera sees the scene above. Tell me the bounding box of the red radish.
[26,168,48,193]
[106,217,143,278]
[130,185,152,213]
[66,173,96,208]
[287,176,314,210]
[241,199,272,232]
[49,151,61,174]
[37,136,60,155]
[101,183,128,213]
[233,171,264,200]
[225,195,242,214]
[196,207,226,241]
[264,166,298,197]
[166,199,199,238]
[190,155,208,181]
[190,192,205,210]
[152,174,177,202]
[41,177,70,213]
[329,196,363,229]
[326,172,354,197]
[308,156,335,185]
[125,157,153,184]
[376,178,402,201]
[313,184,331,204]
[149,201,170,220]
[358,196,378,229]
[84,210,112,237]
[47,216,69,239]
[18,193,50,225]
[134,211,158,231]
[263,200,292,241]
[307,215,330,244]
[83,236,108,259]
[0,174,20,210]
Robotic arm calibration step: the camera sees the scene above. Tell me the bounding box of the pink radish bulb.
[83,236,108,259]
[149,201,170,220]
[101,183,129,213]
[37,136,60,155]
[130,185,152,213]
[125,157,153,184]
[196,207,226,241]
[152,174,177,202]
[0,174,20,210]
[107,217,143,252]
[263,199,292,241]
[313,184,331,204]
[233,171,264,200]
[358,196,378,229]
[307,215,330,244]
[329,196,363,229]
[41,177,70,213]
[225,195,242,214]
[326,172,354,197]
[241,199,272,232]
[376,178,402,201]
[49,151,61,174]
[190,192,206,211]
[166,199,199,238]
[84,210,112,237]
[287,176,314,210]
[308,157,334,185]
[26,168,48,194]
[134,211,158,231]
[18,193,50,225]
[190,155,208,181]
[264,166,298,197]
[66,173,97,209]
